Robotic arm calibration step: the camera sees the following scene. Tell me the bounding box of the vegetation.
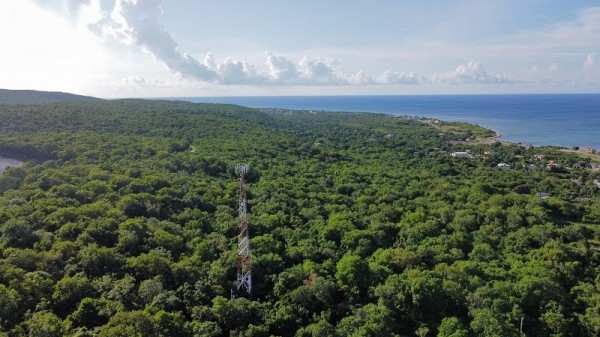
[0,89,97,105]
[0,98,598,336]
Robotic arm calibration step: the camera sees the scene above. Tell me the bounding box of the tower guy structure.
[235,163,252,297]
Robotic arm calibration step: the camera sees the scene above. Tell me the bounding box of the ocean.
[176,94,600,149]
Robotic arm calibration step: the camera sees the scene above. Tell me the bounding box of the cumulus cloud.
[266,51,300,84]
[203,53,217,71]
[100,0,217,81]
[348,70,375,85]
[31,0,522,88]
[37,0,352,86]
[297,57,348,85]
[431,61,515,84]
[378,70,424,85]
[217,58,266,85]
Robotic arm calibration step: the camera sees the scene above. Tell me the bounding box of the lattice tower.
[235,163,252,296]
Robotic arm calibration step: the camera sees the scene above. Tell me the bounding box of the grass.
[560,149,600,163]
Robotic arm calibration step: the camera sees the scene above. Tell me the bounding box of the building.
[451,151,470,158]
[581,146,595,154]
[497,163,512,170]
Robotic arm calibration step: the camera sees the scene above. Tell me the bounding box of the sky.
[0,0,599,98]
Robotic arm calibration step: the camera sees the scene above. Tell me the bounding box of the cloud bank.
[431,61,515,84]
[32,0,519,87]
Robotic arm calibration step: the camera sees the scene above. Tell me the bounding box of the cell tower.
[235,163,252,297]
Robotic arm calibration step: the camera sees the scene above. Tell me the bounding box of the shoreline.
[396,115,600,163]
[426,120,600,163]
[264,107,599,151]
[245,94,600,149]
[413,114,599,151]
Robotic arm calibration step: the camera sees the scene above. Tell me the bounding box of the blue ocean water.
[177,94,600,148]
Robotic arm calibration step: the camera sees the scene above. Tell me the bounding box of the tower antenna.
[235,163,252,297]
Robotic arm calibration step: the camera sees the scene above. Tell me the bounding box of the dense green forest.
[0,89,96,105]
[0,99,598,337]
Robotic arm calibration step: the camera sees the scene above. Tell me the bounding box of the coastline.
[262,107,600,162]
[187,94,600,149]
[430,120,600,163]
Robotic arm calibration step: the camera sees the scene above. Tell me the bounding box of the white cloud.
[348,70,375,85]
[490,7,600,55]
[296,57,348,85]
[377,70,423,85]
[204,53,217,71]
[107,0,218,81]
[265,51,300,84]
[541,7,600,50]
[39,0,355,86]
[218,58,265,85]
[548,63,559,72]
[583,53,595,69]
[431,61,515,84]
[24,0,531,91]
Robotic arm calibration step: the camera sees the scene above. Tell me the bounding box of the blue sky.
[0,0,598,97]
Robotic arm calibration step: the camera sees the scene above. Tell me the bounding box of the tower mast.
[235,163,252,297]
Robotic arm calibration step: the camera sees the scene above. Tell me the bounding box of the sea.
[175,94,600,149]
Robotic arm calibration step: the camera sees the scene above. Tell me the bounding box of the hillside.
[0,99,598,337]
[0,88,98,105]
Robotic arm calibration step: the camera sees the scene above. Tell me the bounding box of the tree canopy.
[0,99,598,336]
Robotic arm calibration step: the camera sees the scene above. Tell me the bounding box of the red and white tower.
[235,163,252,297]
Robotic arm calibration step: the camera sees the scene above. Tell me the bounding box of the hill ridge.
[0,88,98,104]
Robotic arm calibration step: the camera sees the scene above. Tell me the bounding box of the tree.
[78,243,125,277]
[52,274,91,315]
[295,318,335,337]
[540,301,571,337]
[336,303,399,337]
[376,270,450,329]
[0,284,21,327]
[26,311,65,337]
[210,296,265,333]
[138,277,164,306]
[1,219,38,248]
[68,297,108,329]
[572,279,600,337]
[98,310,155,337]
[335,254,370,303]
[437,317,469,337]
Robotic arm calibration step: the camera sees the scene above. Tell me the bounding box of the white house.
[451,151,470,158]
[497,163,512,170]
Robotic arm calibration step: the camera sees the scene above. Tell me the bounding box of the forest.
[0,98,598,337]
